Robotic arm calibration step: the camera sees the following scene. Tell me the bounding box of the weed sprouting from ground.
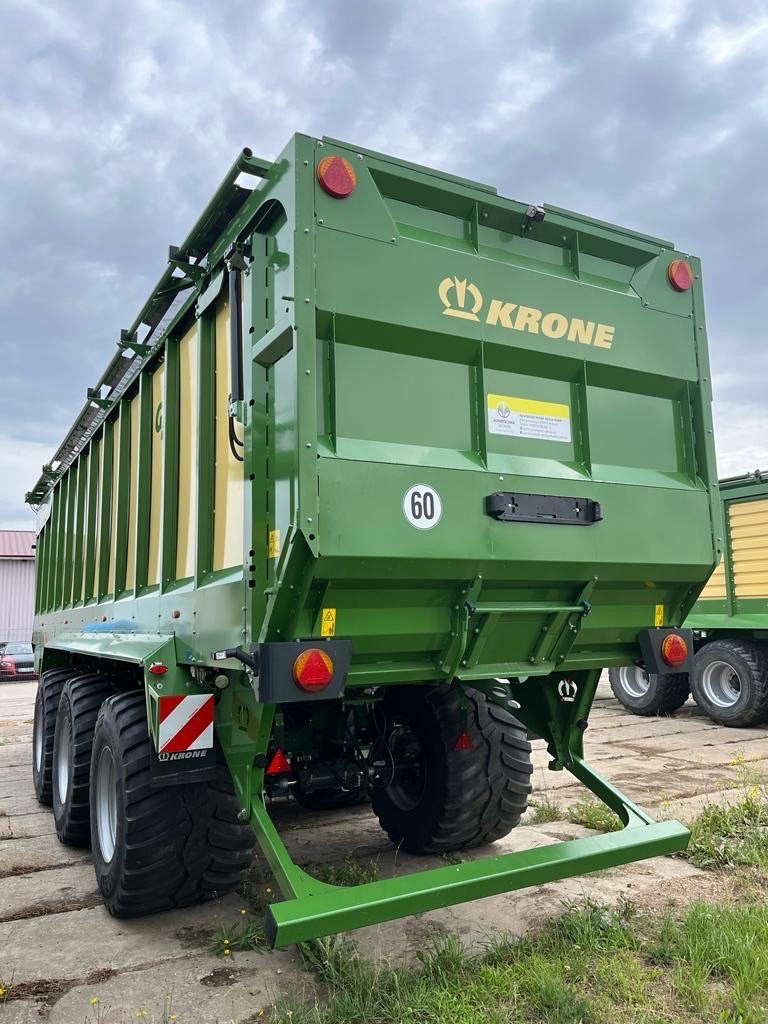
[685,784,768,871]
[567,797,622,832]
[83,991,178,1023]
[211,915,267,956]
[272,896,768,1024]
[528,794,565,824]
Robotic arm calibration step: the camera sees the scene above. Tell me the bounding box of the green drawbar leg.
[251,752,690,949]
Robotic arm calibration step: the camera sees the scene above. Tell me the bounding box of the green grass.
[311,856,379,887]
[685,789,768,871]
[567,797,622,833]
[528,793,564,824]
[270,897,768,1024]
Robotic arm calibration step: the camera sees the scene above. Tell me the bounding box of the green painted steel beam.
[265,819,689,948]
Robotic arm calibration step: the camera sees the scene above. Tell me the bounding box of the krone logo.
[438,276,483,321]
[558,679,578,703]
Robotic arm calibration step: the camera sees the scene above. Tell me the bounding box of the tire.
[32,668,76,805]
[90,691,255,917]
[371,684,532,854]
[52,675,115,845]
[690,639,768,727]
[608,665,689,716]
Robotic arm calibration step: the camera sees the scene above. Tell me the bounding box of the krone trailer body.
[27,135,720,946]
[611,471,768,726]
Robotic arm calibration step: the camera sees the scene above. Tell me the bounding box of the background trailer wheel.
[52,675,115,846]
[90,691,255,917]
[690,639,768,727]
[608,666,690,717]
[32,668,76,806]
[371,684,532,854]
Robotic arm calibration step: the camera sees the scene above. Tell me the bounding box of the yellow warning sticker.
[268,530,281,558]
[655,604,664,627]
[487,394,571,443]
[321,608,336,637]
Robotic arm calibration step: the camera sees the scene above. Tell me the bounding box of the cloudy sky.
[1,0,767,529]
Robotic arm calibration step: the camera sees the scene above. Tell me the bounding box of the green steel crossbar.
[250,748,691,949]
[263,818,689,948]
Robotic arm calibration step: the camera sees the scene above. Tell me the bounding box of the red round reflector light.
[667,259,694,292]
[293,648,334,692]
[660,633,688,667]
[316,155,357,198]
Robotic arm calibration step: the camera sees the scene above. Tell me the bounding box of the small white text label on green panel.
[487,394,571,443]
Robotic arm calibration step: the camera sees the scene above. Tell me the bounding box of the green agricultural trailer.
[610,471,768,727]
[26,135,720,947]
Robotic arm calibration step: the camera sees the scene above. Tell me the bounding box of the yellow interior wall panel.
[213,294,244,570]
[107,422,120,595]
[124,397,140,592]
[176,324,199,580]
[730,499,768,600]
[147,364,165,587]
[699,556,727,600]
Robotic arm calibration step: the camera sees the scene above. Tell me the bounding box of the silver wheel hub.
[701,660,742,709]
[617,666,651,699]
[56,720,71,802]
[95,745,117,863]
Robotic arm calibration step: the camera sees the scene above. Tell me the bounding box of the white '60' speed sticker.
[403,484,442,530]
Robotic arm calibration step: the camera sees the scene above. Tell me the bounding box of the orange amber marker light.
[293,648,334,692]
[660,633,688,667]
[667,259,694,291]
[317,155,357,198]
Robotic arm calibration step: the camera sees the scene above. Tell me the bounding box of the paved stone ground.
[2,678,767,1023]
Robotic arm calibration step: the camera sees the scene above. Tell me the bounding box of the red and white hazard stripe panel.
[158,694,214,754]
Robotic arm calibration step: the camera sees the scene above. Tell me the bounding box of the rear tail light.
[316,155,357,198]
[293,648,334,693]
[660,633,688,667]
[668,259,694,291]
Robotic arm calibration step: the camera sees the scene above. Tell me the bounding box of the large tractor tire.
[371,684,532,854]
[52,675,115,846]
[90,690,255,917]
[32,668,76,805]
[690,639,768,727]
[608,666,689,716]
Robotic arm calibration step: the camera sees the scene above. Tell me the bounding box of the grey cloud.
[1,0,767,527]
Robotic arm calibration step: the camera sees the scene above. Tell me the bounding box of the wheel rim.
[56,718,71,801]
[617,666,651,699]
[34,701,43,774]
[385,723,427,812]
[95,745,117,863]
[701,660,742,709]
